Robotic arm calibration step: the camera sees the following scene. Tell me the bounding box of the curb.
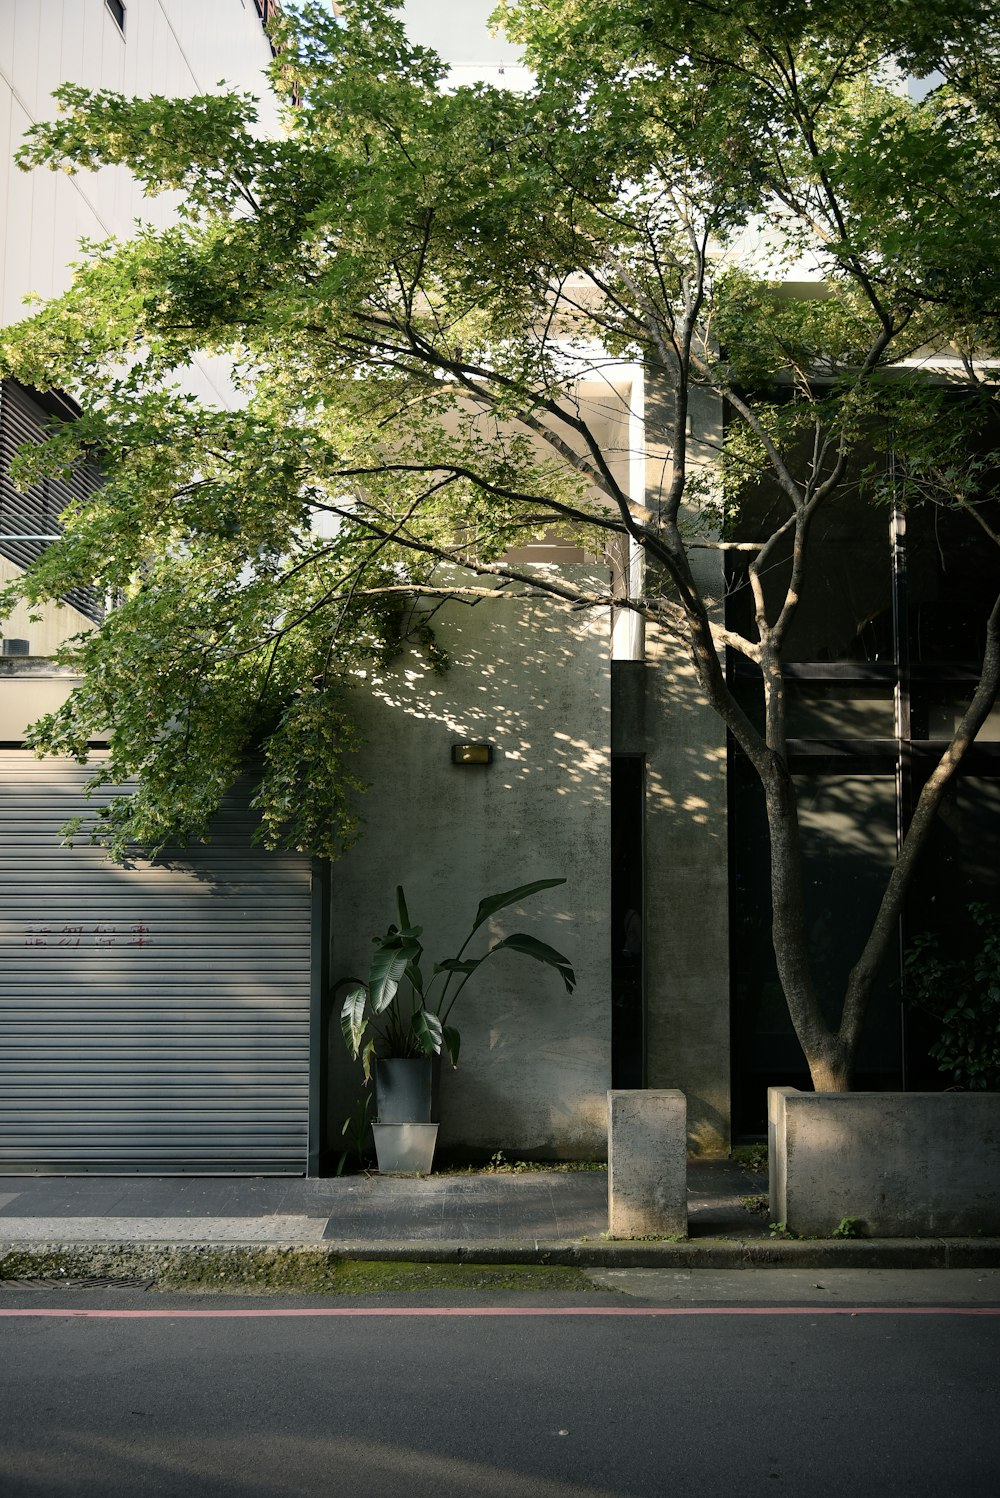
[307,1238,1000,1269]
[4,1236,1000,1278]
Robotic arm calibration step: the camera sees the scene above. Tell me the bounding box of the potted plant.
[341,878,575,1173]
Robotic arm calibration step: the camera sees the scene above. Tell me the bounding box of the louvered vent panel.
[0,380,103,623]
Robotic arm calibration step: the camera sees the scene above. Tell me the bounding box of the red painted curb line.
[1,1305,998,1319]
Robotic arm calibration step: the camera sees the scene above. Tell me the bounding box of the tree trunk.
[760,755,848,1088]
[804,1041,854,1093]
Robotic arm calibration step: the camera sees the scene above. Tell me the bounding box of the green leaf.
[396,885,411,930]
[490,932,576,993]
[411,1006,444,1056]
[469,878,566,937]
[340,982,368,1058]
[404,957,425,996]
[368,935,421,1015]
[434,958,480,976]
[442,1025,461,1068]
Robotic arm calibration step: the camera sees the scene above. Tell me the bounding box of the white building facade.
[0,1,325,1175]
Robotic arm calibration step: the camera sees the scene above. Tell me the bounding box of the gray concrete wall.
[769,1086,1000,1237]
[328,568,611,1158]
[640,627,730,1156]
[627,380,731,1155]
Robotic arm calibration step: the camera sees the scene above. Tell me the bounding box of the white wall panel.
[0,5,15,85]
[1,0,280,402]
[10,4,42,117]
[2,95,34,325]
[1,0,277,322]
[55,2,87,97]
[0,84,13,311]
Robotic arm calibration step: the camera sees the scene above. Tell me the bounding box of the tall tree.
[1,0,997,1090]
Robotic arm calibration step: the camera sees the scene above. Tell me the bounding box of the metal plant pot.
[373,1057,440,1174]
[375,1056,438,1123]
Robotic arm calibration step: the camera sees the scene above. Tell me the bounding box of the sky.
[399,1,529,84]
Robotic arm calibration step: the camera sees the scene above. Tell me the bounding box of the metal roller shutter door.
[0,754,313,1173]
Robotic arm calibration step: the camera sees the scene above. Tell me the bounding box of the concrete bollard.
[608,1089,687,1238]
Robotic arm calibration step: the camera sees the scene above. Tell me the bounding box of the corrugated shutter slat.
[0,754,313,1173]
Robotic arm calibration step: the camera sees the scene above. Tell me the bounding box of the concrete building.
[0,0,642,1172]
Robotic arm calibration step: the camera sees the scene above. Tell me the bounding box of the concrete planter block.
[769,1087,1000,1238]
[608,1089,687,1238]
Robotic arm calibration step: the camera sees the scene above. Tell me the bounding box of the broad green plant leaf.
[411,1006,444,1056]
[340,982,369,1058]
[404,956,425,995]
[469,879,566,938]
[442,1025,461,1068]
[491,932,576,993]
[396,885,411,930]
[368,935,421,1015]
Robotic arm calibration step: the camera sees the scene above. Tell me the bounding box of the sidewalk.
[1,1161,998,1270]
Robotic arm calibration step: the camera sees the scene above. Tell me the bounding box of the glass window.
[786,682,895,738]
[726,468,893,664]
[907,500,999,670]
[917,691,1000,742]
[0,379,103,624]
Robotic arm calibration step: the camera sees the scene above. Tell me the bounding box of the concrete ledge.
[0,1216,329,1243]
[4,1237,1000,1277]
[608,1089,687,1238]
[769,1087,1000,1239]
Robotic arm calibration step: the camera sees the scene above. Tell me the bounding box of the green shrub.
[732,1143,768,1172]
[905,903,1000,1090]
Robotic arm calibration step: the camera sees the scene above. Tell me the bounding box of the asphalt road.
[2,1273,998,1497]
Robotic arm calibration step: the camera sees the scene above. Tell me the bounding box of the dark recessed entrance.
[612,754,645,1088]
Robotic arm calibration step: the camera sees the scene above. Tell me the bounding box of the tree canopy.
[2,0,998,1088]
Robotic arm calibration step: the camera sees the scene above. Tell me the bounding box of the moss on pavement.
[0,1245,596,1296]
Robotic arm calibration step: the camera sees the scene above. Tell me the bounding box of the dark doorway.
[725,433,1000,1135]
[612,755,645,1088]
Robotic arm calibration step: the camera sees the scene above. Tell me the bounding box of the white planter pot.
[372,1122,439,1175]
